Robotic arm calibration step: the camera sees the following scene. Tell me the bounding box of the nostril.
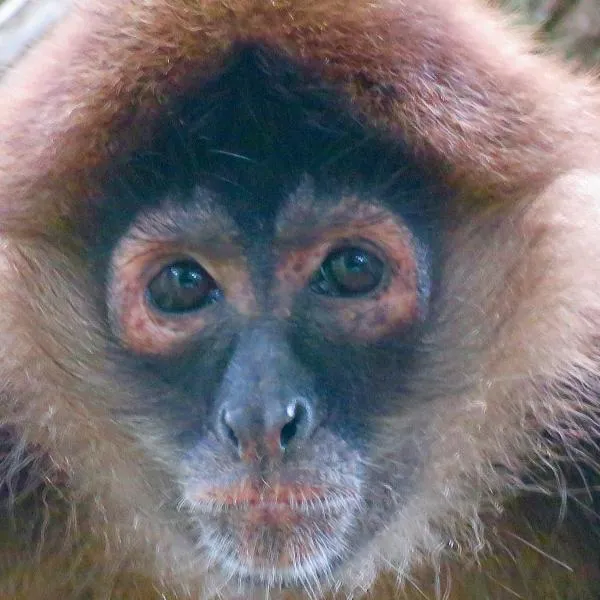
[280,418,297,449]
[220,409,240,452]
[280,400,307,450]
[225,423,240,450]
[217,397,315,459]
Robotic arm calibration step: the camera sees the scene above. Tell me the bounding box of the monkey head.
[1,1,600,599]
[88,55,441,590]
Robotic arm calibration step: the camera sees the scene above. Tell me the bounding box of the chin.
[182,473,365,590]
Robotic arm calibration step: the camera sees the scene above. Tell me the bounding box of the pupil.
[147,260,219,313]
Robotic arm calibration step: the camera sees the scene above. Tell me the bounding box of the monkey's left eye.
[146,260,221,314]
[310,247,385,297]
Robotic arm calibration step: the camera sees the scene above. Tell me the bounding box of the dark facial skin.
[84,47,444,590]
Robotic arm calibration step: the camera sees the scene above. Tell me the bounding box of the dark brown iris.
[310,247,385,297]
[147,260,221,313]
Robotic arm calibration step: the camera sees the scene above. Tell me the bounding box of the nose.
[217,396,314,462]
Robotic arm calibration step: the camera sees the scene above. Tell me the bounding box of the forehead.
[88,47,443,246]
[125,177,412,253]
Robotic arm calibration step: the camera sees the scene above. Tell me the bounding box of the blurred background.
[504,0,600,63]
[1,0,600,70]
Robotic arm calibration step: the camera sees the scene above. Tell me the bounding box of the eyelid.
[108,240,218,354]
[322,237,388,263]
[141,253,215,286]
[273,216,420,337]
[109,232,259,354]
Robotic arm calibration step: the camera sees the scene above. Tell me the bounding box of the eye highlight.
[146,260,222,314]
[310,247,385,297]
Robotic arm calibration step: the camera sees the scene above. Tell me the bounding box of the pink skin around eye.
[274,214,420,340]
[109,239,256,355]
[109,243,210,354]
[110,204,418,352]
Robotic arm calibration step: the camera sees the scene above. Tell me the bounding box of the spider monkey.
[0,0,600,598]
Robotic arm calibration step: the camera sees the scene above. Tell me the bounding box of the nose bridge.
[223,323,295,403]
[239,324,288,371]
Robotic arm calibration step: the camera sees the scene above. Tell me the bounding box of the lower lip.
[239,503,306,526]
[190,486,358,576]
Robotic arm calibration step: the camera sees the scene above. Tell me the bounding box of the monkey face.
[6,0,600,597]
[106,189,430,586]
[86,48,441,591]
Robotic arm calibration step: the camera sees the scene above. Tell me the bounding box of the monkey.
[1,0,600,598]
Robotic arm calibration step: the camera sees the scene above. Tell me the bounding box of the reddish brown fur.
[1,0,599,230]
[2,0,600,598]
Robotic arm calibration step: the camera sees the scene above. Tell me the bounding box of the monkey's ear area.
[107,234,254,355]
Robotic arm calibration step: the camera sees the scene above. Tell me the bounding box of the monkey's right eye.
[146,260,222,314]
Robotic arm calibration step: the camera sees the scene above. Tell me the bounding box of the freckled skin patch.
[109,241,208,354]
[111,190,420,354]
[274,197,420,340]
[110,233,257,355]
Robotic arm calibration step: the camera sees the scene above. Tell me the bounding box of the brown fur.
[2,0,600,598]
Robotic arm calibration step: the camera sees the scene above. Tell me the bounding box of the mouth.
[184,479,363,584]
[190,481,356,513]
